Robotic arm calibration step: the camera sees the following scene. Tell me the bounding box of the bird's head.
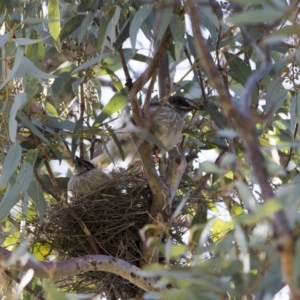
[168,96,197,116]
[74,156,96,175]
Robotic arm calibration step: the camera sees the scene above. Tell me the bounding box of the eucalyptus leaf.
[97,16,110,53]
[0,46,23,90]
[9,93,27,142]
[28,179,46,223]
[229,9,283,25]
[17,111,50,144]
[130,5,153,53]
[48,0,61,48]
[93,88,128,126]
[0,142,22,189]
[0,33,9,48]
[60,15,86,41]
[0,162,33,221]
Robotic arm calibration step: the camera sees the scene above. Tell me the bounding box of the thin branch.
[79,80,85,158]
[164,147,187,210]
[117,47,132,88]
[43,160,59,190]
[239,26,272,114]
[158,54,170,99]
[0,247,157,293]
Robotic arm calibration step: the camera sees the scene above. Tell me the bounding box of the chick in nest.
[67,156,111,202]
[91,95,197,168]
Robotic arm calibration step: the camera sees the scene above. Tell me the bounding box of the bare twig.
[79,81,85,158]
[239,26,272,114]
[158,54,170,99]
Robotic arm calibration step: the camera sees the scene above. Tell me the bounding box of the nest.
[33,170,152,299]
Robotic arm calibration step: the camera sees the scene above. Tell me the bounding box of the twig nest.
[34,170,152,298]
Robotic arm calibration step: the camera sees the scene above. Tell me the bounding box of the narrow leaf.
[18,57,57,79]
[60,15,86,41]
[97,17,110,52]
[28,179,46,223]
[229,9,283,25]
[93,88,128,126]
[9,93,28,142]
[0,162,33,221]
[0,47,23,90]
[48,0,60,48]
[130,5,152,53]
[17,111,50,144]
[0,142,22,189]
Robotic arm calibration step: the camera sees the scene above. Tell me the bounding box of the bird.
[91,95,197,168]
[67,156,112,202]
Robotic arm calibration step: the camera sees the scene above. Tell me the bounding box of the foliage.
[0,0,299,299]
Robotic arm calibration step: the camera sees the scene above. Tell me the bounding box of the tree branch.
[0,247,157,293]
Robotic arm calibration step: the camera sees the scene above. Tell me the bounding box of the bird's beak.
[184,98,199,111]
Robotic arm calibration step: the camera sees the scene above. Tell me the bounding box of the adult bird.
[67,156,111,202]
[91,95,197,168]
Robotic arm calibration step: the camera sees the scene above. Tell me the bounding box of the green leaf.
[17,111,50,144]
[71,119,83,158]
[90,78,102,101]
[0,162,33,221]
[107,6,121,43]
[97,16,110,53]
[16,37,46,46]
[43,282,69,300]
[105,68,123,91]
[135,131,168,151]
[25,149,38,165]
[93,88,128,126]
[130,5,153,53]
[182,129,205,147]
[19,57,57,79]
[200,161,224,174]
[235,181,258,212]
[225,53,252,86]
[109,130,125,161]
[199,6,219,43]
[229,9,283,25]
[0,142,22,189]
[9,93,28,142]
[71,53,110,74]
[78,0,98,12]
[234,225,248,254]
[78,10,97,45]
[155,1,173,42]
[48,0,60,48]
[52,71,72,94]
[236,199,283,225]
[217,128,238,139]
[170,16,185,61]
[263,78,287,129]
[290,93,297,137]
[0,33,9,48]
[27,179,46,223]
[0,46,23,90]
[59,15,86,41]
